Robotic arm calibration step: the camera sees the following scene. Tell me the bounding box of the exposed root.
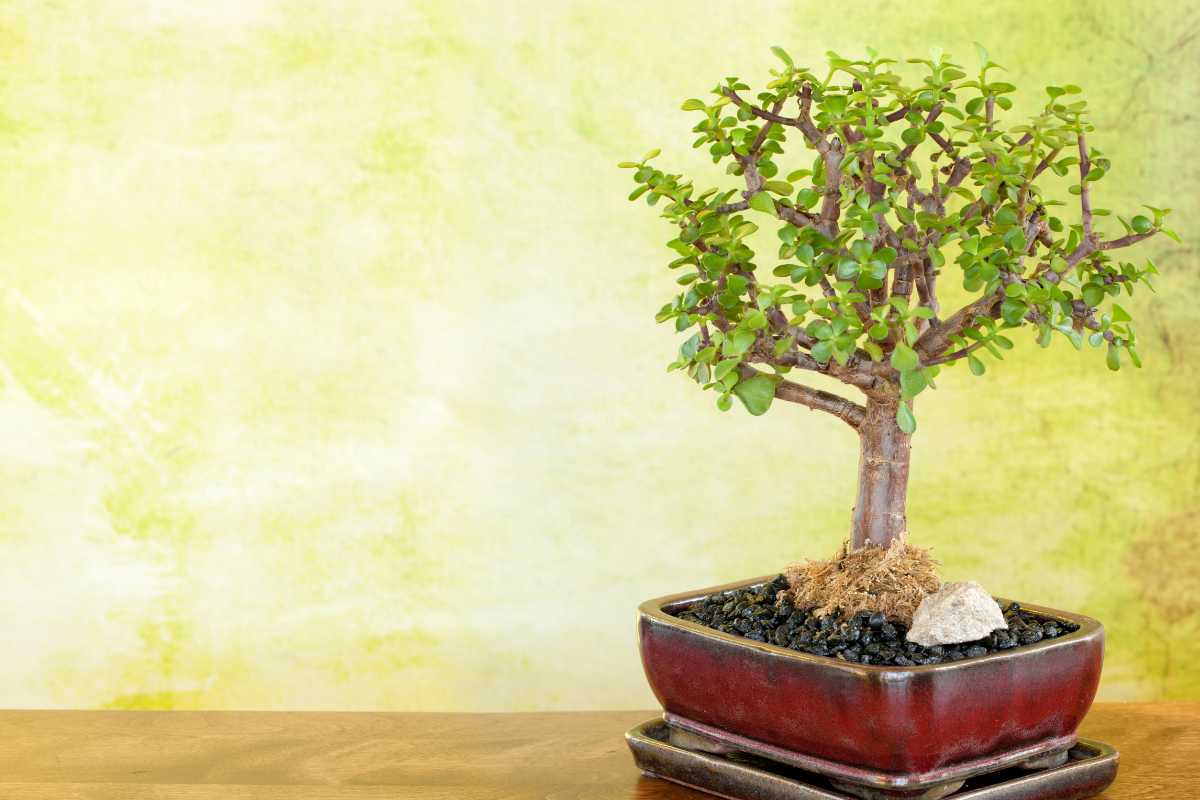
[782,539,941,625]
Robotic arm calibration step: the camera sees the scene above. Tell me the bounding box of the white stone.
[906,581,1008,647]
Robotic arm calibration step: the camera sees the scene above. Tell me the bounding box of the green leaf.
[1130,215,1153,234]
[1000,298,1028,325]
[1111,303,1132,323]
[896,401,916,434]
[1003,228,1026,253]
[811,321,834,340]
[765,180,794,195]
[748,192,776,214]
[796,188,821,208]
[680,333,701,360]
[890,343,920,373]
[900,369,927,400]
[770,45,794,68]
[700,252,726,275]
[642,148,661,162]
[857,260,887,290]
[1081,283,1105,308]
[967,355,986,376]
[681,98,707,111]
[717,393,733,412]
[743,309,768,330]
[715,357,740,380]
[1106,344,1121,371]
[900,127,923,146]
[822,95,847,116]
[836,259,860,280]
[733,375,776,416]
[727,329,756,355]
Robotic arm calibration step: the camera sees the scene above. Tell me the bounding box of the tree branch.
[889,251,916,301]
[796,83,830,153]
[923,339,986,367]
[945,156,973,190]
[1032,147,1061,180]
[722,88,798,126]
[750,97,786,153]
[777,205,822,230]
[756,339,888,394]
[1041,228,1157,284]
[913,255,939,326]
[1077,133,1093,239]
[898,102,943,163]
[914,290,1003,359]
[739,366,865,428]
[1099,231,1156,250]
[927,129,957,158]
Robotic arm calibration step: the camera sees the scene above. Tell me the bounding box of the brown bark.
[850,396,911,549]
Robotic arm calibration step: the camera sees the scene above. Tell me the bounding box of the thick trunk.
[850,397,911,549]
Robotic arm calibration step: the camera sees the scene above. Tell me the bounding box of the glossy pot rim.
[639,574,1103,676]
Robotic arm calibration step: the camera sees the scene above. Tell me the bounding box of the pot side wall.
[638,581,1103,777]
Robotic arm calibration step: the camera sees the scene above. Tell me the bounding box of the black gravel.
[672,575,1079,667]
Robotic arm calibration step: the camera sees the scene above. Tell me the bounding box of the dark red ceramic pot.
[638,575,1104,796]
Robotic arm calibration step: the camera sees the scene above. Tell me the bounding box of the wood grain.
[0,704,1193,799]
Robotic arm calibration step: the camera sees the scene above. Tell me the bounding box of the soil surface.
[672,575,1080,666]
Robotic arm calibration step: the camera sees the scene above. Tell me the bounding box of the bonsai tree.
[622,46,1176,552]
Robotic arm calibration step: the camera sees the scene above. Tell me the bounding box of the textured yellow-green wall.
[0,0,1196,710]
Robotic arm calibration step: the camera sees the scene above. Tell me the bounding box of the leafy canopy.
[621,46,1175,432]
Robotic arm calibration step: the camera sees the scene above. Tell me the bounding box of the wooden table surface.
[0,703,1194,798]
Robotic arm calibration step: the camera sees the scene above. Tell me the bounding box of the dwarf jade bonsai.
[622,47,1174,550]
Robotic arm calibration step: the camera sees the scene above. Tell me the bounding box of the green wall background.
[0,0,1196,710]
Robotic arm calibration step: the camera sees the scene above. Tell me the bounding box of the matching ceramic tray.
[626,717,1119,800]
